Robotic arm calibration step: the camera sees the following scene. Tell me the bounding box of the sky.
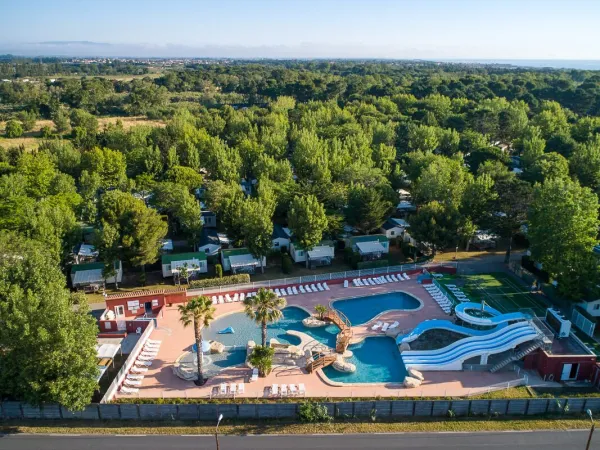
[1,0,600,60]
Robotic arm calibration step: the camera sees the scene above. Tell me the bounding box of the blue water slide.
[401,322,538,371]
[454,302,530,326]
[396,319,506,345]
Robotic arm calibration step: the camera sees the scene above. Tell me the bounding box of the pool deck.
[114,275,523,400]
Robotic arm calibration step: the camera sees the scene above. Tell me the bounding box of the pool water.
[332,291,421,325]
[322,337,407,384]
[203,306,339,348]
[201,349,247,377]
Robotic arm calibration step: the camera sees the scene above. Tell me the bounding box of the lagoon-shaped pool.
[332,291,421,325]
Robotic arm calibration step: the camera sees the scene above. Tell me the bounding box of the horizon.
[2,0,600,62]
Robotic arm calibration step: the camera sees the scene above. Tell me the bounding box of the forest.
[1,60,600,408]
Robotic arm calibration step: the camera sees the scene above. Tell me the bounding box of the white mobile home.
[161,252,208,278]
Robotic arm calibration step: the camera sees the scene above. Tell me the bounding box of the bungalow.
[198,228,221,256]
[272,224,292,251]
[72,243,99,264]
[381,218,409,239]
[290,241,335,268]
[221,248,266,274]
[70,261,122,290]
[347,235,389,261]
[161,252,208,278]
[201,210,217,228]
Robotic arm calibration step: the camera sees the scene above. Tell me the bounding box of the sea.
[436,59,600,70]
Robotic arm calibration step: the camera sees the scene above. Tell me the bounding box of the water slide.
[396,319,507,345]
[454,302,531,326]
[401,322,539,371]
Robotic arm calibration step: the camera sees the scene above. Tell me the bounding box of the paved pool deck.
[114,273,522,400]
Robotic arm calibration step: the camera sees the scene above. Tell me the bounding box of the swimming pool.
[203,306,339,348]
[322,337,407,384]
[332,291,421,325]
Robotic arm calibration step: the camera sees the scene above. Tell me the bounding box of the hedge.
[356,259,390,270]
[188,273,251,289]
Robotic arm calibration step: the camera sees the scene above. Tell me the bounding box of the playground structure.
[400,302,551,372]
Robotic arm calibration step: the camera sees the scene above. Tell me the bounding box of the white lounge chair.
[274,288,281,296]
[212,296,218,304]
[120,386,139,395]
[140,351,158,358]
[299,285,306,293]
[233,293,239,302]
[220,383,227,395]
[368,278,376,286]
[386,275,394,283]
[389,321,399,330]
[251,368,259,382]
[130,366,148,374]
[371,321,383,330]
[280,384,288,396]
[305,285,312,293]
[289,384,298,395]
[240,293,245,302]
[135,360,152,367]
[344,280,349,288]
[225,294,232,303]
[310,284,318,292]
[147,339,161,345]
[124,379,142,387]
[403,273,410,280]
[317,283,324,291]
[298,383,306,395]
[374,277,381,285]
[230,383,237,395]
[292,286,299,295]
[381,323,390,332]
[136,355,154,361]
[127,374,144,381]
[391,274,399,282]
[287,287,294,295]
[323,282,330,291]
[238,383,245,394]
[218,295,224,304]
[352,279,358,287]
[271,384,279,396]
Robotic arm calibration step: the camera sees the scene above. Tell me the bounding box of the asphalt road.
[0,430,597,449]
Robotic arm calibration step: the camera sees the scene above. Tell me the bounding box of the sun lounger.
[130,366,148,374]
[212,296,218,304]
[240,293,245,302]
[238,383,245,394]
[251,368,259,382]
[135,360,152,367]
[287,287,293,295]
[317,283,324,291]
[144,341,160,348]
[120,386,139,394]
[289,384,298,395]
[343,279,349,288]
[280,384,288,396]
[310,284,318,292]
[293,286,299,295]
[233,293,239,302]
[274,288,281,296]
[124,379,142,387]
[352,279,358,287]
[271,384,279,396]
[368,278,376,285]
[298,383,306,395]
[305,285,312,293]
[371,321,383,330]
[137,355,154,361]
[300,285,306,293]
[323,282,330,290]
[354,279,361,286]
[225,294,232,303]
[147,339,162,345]
[391,274,399,282]
[218,295,224,304]
[140,352,158,358]
[127,374,144,381]
[220,383,227,395]
[389,321,399,330]
[230,383,237,395]
[386,275,394,283]
[403,273,410,280]
[381,322,390,332]
[375,277,382,285]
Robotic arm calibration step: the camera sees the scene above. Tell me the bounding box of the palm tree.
[178,296,215,386]
[249,346,275,377]
[314,304,327,320]
[243,288,287,347]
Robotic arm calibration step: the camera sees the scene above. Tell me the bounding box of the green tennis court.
[437,272,548,317]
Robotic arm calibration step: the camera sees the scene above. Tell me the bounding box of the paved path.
[0,429,596,449]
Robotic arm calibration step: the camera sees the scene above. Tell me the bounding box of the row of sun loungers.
[215,382,246,396]
[211,283,330,305]
[120,339,162,395]
[445,285,470,302]
[271,383,306,397]
[351,273,410,287]
[371,320,400,331]
[424,284,452,314]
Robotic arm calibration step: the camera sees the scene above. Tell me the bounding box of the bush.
[356,259,390,270]
[188,273,250,289]
[248,345,274,377]
[298,402,333,423]
[5,120,23,138]
[215,264,223,279]
[281,254,293,274]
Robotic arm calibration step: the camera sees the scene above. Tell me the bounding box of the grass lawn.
[437,272,548,317]
[0,416,595,435]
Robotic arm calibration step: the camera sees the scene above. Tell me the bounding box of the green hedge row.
[356,259,390,270]
[188,273,251,289]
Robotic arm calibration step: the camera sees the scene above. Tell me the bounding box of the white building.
[221,248,266,274]
[380,218,409,239]
[271,224,292,250]
[70,261,122,289]
[161,252,208,278]
[290,241,335,268]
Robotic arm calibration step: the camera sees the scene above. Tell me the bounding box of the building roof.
[201,210,216,218]
[75,243,99,258]
[229,253,261,268]
[199,228,220,247]
[272,224,291,240]
[291,240,334,251]
[105,289,167,300]
[71,261,104,273]
[161,252,207,265]
[381,218,409,231]
[350,234,388,245]
[397,200,416,210]
[307,245,335,260]
[356,241,387,255]
[222,247,251,258]
[96,343,120,359]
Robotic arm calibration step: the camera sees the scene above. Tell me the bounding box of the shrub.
[281,254,293,274]
[188,273,250,289]
[298,402,333,423]
[356,259,390,270]
[249,345,274,377]
[5,120,23,138]
[40,125,53,138]
[215,263,223,279]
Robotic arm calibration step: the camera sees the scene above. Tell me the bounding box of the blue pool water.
[322,337,407,384]
[332,291,421,325]
[203,306,339,348]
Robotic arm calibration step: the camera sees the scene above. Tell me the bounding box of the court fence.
[1,396,598,421]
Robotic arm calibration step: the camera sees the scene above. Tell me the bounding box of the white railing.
[463,376,528,397]
[187,261,457,296]
[101,320,155,403]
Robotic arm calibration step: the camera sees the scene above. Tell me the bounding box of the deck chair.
[287,287,294,295]
[130,366,148,374]
[219,383,227,395]
[127,374,144,381]
[391,274,399,282]
[225,294,232,303]
[344,280,349,288]
[212,296,218,304]
[388,321,399,330]
[310,284,318,292]
[271,384,279,396]
[120,386,139,395]
[289,384,298,395]
[238,383,245,394]
[233,293,239,302]
[299,285,306,293]
[371,321,383,330]
[381,323,390,332]
[280,384,288,396]
[298,383,306,395]
[305,285,312,293]
[292,286,299,295]
[250,368,258,382]
[323,282,330,291]
[218,295,224,304]
[240,293,245,302]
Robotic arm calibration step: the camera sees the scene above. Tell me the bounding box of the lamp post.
[586,409,595,450]
[215,413,223,450]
